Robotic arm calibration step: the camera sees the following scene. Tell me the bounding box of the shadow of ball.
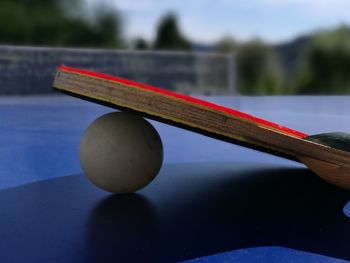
[85,194,159,261]
[80,112,163,193]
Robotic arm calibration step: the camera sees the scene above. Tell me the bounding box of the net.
[0,45,236,95]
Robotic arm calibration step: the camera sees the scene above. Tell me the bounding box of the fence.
[0,45,236,95]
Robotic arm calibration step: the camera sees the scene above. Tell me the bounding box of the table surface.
[1,95,350,263]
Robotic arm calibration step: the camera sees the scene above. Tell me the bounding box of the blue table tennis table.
[0,95,350,262]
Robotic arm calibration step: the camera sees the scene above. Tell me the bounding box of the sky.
[85,0,350,44]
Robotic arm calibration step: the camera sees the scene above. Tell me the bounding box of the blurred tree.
[154,13,191,51]
[90,4,124,48]
[0,0,123,48]
[133,38,149,50]
[215,36,238,53]
[237,40,284,95]
[296,26,350,94]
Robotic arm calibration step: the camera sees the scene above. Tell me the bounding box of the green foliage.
[133,38,149,50]
[154,13,191,51]
[0,0,123,48]
[296,26,350,94]
[237,40,284,95]
[214,36,238,53]
[90,5,124,48]
[215,37,285,95]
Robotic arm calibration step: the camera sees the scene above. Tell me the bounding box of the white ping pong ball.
[80,112,163,194]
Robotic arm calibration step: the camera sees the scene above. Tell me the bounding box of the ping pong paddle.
[53,65,350,190]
